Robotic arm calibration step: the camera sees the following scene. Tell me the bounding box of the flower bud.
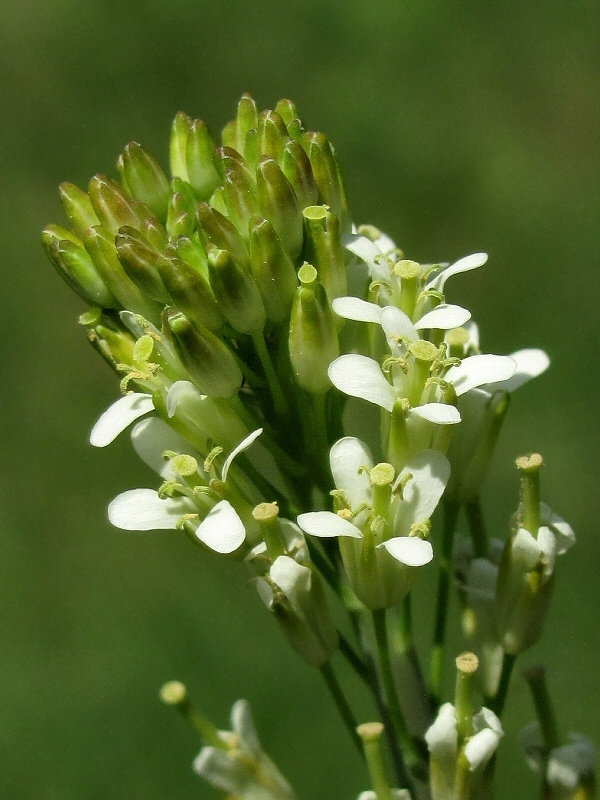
[115,227,170,303]
[197,202,250,270]
[257,109,290,162]
[301,131,350,234]
[166,191,195,239]
[117,142,170,221]
[43,231,118,308]
[249,217,298,324]
[274,98,299,127]
[58,182,100,237]
[164,308,242,398]
[157,253,224,332]
[256,555,338,668]
[303,205,347,304]
[186,119,220,200]
[288,263,338,394]
[281,140,319,211]
[169,111,192,181]
[256,157,303,259]
[88,174,141,234]
[231,93,258,157]
[82,225,161,322]
[214,146,255,183]
[208,248,265,334]
[222,165,259,238]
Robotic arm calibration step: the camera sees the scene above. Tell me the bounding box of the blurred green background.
[1,1,598,797]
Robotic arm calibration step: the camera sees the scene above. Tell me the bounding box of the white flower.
[425,702,503,800]
[256,554,338,667]
[495,503,575,654]
[297,438,450,608]
[89,392,154,447]
[194,699,296,800]
[520,722,597,796]
[108,421,263,555]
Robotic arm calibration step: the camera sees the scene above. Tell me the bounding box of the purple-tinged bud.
[88,174,141,235]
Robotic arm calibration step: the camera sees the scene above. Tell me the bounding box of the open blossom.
[193,699,296,800]
[90,391,264,554]
[298,436,450,609]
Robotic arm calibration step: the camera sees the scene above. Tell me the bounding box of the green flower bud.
[83,225,161,323]
[157,253,224,332]
[164,308,242,398]
[301,131,350,234]
[256,157,303,259]
[302,205,347,304]
[43,231,118,308]
[274,98,299,127]
[88,174,141,235]
[231,93,258,157]
[117,142,170,221]
[58,182,100,238]
[257,109,290,162]
[223,165,259,239]
[114,227,170,304]
[166,192,195,239]
[288,263,339,394]
[140,216,168,251]
[243,127,259,169]
[173,235,209,281]
[197,202,250,270]
[185,119,220,200]
[169,111,192,181]
[208,248,265,335]
[213,146,255,184]
[249,217,298,324]
[281,141,318,211]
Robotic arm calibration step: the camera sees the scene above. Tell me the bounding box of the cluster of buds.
[43,95,593,800]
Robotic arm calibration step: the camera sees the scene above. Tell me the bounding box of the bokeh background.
[2,2,598,797]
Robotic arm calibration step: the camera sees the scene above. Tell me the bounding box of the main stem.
[372,608,421,789]
[320,661,364,758]
[429,501,460,704]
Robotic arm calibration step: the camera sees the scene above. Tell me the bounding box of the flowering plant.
[43,95,595,799]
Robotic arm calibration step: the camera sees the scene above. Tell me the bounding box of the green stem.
[372,609,422,780]
[487,652,517,717]
[338,632,370,685]
[465,496,489,559]
[429,501,460,704]
[251,330,288,416]
[320,662,364,758]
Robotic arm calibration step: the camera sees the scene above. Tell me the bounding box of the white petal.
[380,536,433,566]
[193,747,239,793]
[415,303,471,331]
[344,234,390,280]
[445,354,516,396]
[332,296,382,323]
[166,380,206,417]
[297,511,363,539]
[411,403,461,424]
[131,417,193,479]
[328,355,396,411]
[108,488,187,530]
[89,393,154,447]
[330,437,373,508]
[486,348,550,392]
[465,728,502,771]
[426,252,488,292]
[380,306,419,354]
[393,450,451,534]
[221,428,263,482]
[230,699,260,754]
[540,503,576,554]
[195,500,246,554]
[425,702,458,758]
[270,555,312,607]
